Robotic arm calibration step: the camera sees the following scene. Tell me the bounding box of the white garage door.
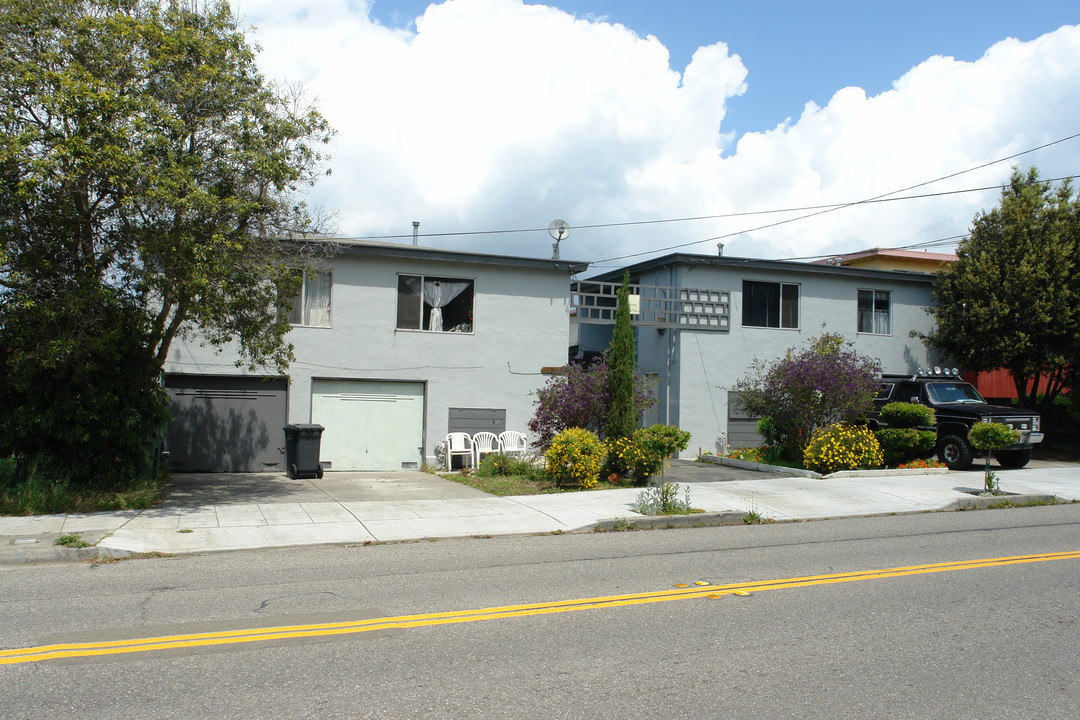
[312,380,425,471]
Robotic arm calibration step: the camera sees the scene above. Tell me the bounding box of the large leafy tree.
[0,0,333,481]
[925,167,1080,412]
[0,0,333,372]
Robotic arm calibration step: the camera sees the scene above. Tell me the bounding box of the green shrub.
[475,453,535,478]
[635,424,691,459]
[545,428,606,488]
[631,482,695,515]
[604,425,691,480]
[802,423,883,475]
[967,422,1020,450]
[756,416,783,447]
[876,428,938,467]
[879,402,936,428]
[604,435,654,478]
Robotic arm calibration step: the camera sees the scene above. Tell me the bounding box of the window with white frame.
[397,275,474,332]
[287,269,332,327]
[857,289,891,335]
[742,280,799,329]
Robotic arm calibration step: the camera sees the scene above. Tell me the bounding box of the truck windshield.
[926,382,986,404]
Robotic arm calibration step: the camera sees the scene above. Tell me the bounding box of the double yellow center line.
[3,550,1078,665]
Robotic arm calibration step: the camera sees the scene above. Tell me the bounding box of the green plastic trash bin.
[283,424,325,479]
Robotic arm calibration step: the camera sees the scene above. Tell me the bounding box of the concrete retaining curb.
[593,511,749,531]
[948,493,1059,510]
[699,454,951,479]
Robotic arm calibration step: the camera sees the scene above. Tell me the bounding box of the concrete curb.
[699,454,951,479]
[592,511,749,531]
[947,493,1059,510]
[0,531,138,567]
[700,455,818,477]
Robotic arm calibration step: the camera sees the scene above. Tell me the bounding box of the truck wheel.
[937,434,974,470]
[996,448,1031,469]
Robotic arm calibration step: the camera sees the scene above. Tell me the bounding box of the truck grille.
[999,417,1038,432]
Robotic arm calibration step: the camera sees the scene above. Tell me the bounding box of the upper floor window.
[397,275,474,332]
[287,269,332,327]
[857,289,891,335]
[742,280,799,329]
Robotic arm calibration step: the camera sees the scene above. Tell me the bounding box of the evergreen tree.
[606,271,638,439]
[925,167,1080,411]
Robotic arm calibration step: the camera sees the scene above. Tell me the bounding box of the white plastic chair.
[498,431,528,458]
[472,432,501,467]
[444,432,474,470]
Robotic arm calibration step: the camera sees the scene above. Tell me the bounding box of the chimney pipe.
[412,221,419,246]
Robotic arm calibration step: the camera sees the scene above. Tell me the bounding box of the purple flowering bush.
[528,357,655,451]
[731,334,881,460]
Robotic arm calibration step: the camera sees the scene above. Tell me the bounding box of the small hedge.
[879,401,935,428]
[876,428,937,468]
[605,424,691,480]
[803,423,883,475]
[875,402,937,467]
[968,422,1020,450]
[545,428,606,488]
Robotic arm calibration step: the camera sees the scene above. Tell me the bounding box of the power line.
[334,132,1080,247]
[593,132,1080,264]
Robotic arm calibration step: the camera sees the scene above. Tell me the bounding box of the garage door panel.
[165,376,287,472]
[312,380,424,471]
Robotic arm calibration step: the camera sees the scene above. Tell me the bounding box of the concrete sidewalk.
[2,460,1079,565]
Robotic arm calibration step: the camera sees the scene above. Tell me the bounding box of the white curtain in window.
[872,291,890,334]
[305,271,332,327]
[423,279,469,331]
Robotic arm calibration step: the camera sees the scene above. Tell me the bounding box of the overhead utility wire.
[593,132,1080,264]
[776,234,969,263]
[337,132,1080,245]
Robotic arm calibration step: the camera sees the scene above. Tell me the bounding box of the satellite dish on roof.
[548,219,570,259]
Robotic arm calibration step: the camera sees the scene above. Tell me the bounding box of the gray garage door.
[165,375,288,472]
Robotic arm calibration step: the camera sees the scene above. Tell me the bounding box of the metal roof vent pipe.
[717,243,724,256]
[412,221,420,246]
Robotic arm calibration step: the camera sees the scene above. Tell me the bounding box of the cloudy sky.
[235,0,1080,273]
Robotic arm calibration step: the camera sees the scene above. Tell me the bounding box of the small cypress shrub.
[879,402,935,428]
[875,402,937,467]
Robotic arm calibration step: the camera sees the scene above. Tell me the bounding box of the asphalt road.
[2,504,1079,719]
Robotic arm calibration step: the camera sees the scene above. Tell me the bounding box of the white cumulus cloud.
[236,0,1080,269]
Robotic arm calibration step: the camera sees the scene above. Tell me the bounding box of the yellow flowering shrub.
[802,423,883,474]
[545,428,606,488]
[605,435,661,479]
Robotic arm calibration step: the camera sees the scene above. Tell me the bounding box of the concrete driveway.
[160,470,493,507]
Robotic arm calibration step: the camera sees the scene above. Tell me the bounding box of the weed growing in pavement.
[177,528,193,534]
[92,552,173,564]
[631,482,696,515]
[743,494,768,524]
[53,534,90,548]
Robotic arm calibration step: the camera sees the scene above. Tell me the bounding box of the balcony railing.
[570,281,729,331]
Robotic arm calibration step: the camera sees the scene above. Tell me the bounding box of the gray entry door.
[165,375,288,472]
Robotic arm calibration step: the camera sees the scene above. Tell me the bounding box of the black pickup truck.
[870,372,1044,470]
